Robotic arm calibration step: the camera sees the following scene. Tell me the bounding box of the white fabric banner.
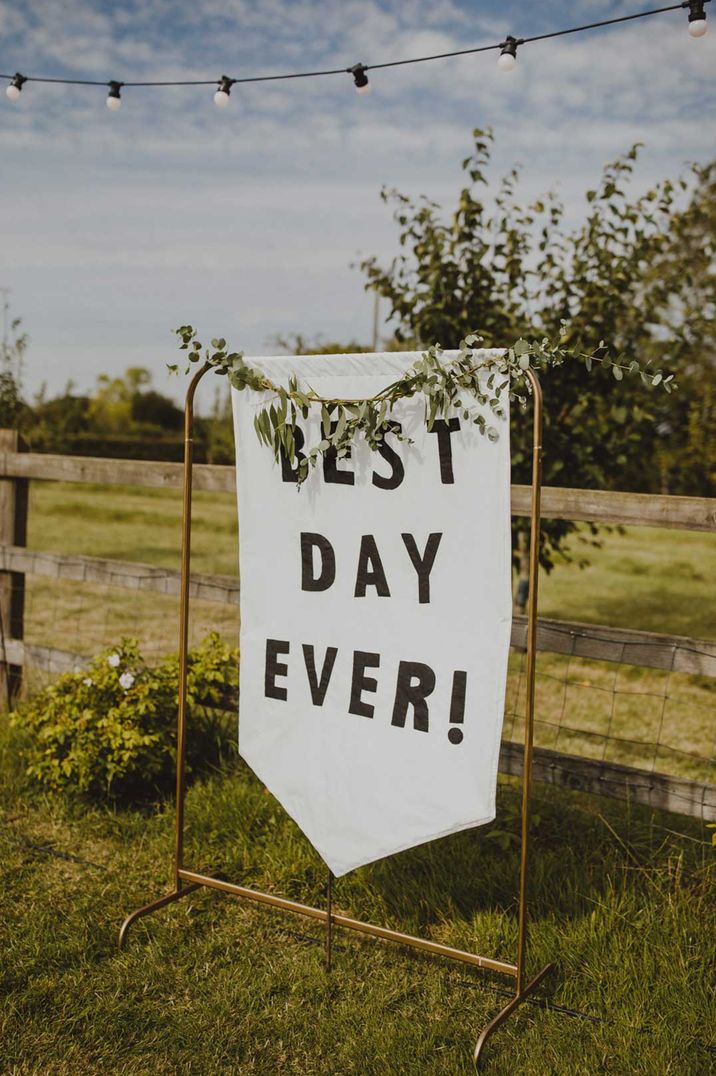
[232,351,512,877]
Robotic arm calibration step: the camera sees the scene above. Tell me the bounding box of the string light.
[497,36,520,72]
[350,63,371,95]
[214,75,233,107]
[106,81,122,110]
[1,1,711,111]
[686,0,708,35]
[5,73,26,101]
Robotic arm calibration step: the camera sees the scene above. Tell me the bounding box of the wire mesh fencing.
[5,563,715,823]
[504,621,716,820]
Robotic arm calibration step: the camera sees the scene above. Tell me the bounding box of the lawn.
[1,749,714,1075]
[22,481,716,780]
[0,479,713,1073]
[27,480,716,638]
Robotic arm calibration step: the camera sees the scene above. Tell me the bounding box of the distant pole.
[371,292,380,352]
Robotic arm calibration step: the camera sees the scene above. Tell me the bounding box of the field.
[21,481,716,780]
[1,480,714,1073]
[24,480,716,637]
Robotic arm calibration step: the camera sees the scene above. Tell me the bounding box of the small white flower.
[119,672,135,691]
[108,653,121,668]
[83,678,93,687]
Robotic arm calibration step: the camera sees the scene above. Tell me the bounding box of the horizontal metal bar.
[178,869,518,977]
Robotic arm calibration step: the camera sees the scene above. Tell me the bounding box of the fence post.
[0,429,28,706]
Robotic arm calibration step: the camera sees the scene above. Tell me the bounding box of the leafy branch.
[171,325,675,485]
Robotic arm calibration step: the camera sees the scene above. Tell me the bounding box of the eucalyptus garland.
[171,326,675,485]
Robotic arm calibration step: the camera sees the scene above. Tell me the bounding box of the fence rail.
[1,450,715,529]
[3,544,715,677]
[1,440,714,823]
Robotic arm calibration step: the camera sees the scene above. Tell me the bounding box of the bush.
[11,633,238,803]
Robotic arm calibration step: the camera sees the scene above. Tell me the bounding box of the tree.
[269,332,370,355]
[643,161,716,495]
[0,315,28,428]
[131,390,183,431]
[87,367,152,432]
[358,130,714,568]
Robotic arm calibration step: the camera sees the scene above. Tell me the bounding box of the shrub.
[11,633,238,803]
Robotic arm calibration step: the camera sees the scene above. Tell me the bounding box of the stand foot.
[473,962,554,1072]
[118,882,201,949]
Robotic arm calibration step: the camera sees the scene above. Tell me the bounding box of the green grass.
[27,480,715,639]
[1,480,713,1072]
[22,482,240,681]
[1,743,714,1075]
[22,482,716,780]
[539,525,715,641]
[29,480,238,574]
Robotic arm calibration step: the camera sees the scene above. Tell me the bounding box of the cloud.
[1,0,714,399]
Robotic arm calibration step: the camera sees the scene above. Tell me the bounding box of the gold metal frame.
[119,361,553,1069]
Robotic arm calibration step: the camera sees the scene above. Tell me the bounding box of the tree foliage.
[0,316,28,428]
[359,131,715,525]
[15,365,188,459]
[175,323,671,569]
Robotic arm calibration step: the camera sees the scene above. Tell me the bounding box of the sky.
[1,0,714,405]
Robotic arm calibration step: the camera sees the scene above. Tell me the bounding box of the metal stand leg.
[118,882,201,949]
[474,962,554,1071]
[325,869,334,972]
[474,368,550,1070]
[118,362,210,951]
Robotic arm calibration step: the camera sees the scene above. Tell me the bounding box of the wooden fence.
[0,435,714,822]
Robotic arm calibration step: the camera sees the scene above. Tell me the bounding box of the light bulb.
[214,76,233,107]
[106,81,122,110]
[497,36,519,72]
[350,63,370,95]
[688,1,708,35]
[6,73,26,100]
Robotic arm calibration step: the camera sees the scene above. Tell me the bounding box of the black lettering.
[401,532,442,604]
[280,425,306,482]
[372,422,404,490]
[349,650,380,718]
[265,639,289,700]
[323,422,355,485]
[302,644,338,706]
[448,670,467,744]
[429,417,461,484]
[354,535,390,598]
[301,532,336,592]
[391,661,436,733]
